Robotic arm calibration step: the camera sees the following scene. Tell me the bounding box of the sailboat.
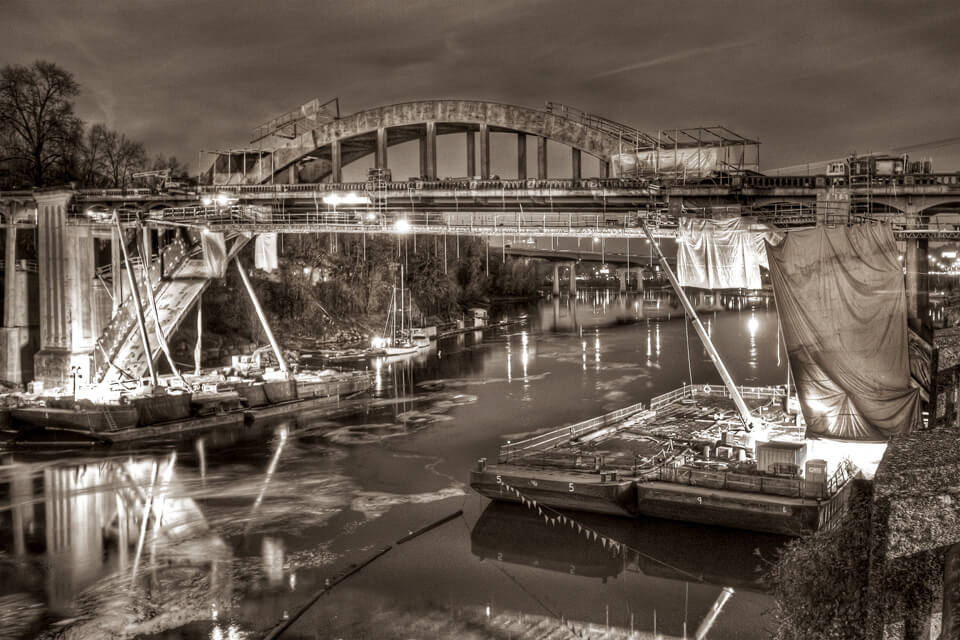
[382,266,419,357]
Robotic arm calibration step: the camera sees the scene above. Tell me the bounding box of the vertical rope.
[685,315,694,385]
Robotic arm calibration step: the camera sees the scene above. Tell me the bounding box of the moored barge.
[471,385,859,536]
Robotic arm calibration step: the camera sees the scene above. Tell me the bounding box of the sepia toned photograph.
[1,2,960,638]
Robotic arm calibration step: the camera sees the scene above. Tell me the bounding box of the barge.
[471,385,859,536]
[6,369,375,446]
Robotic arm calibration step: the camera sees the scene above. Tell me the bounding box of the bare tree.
[79,123,110,187]
[102,129,146,188]
[0,61,83,187]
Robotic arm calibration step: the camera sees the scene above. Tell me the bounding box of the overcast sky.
[4,0,960,176]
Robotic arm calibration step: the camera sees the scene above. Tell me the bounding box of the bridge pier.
[424,121,437,179]
[1,204,38,386]
[537,137,548,179]
[330,138,342,183]
[567,261,577,297]
[32,190,98,388]
[479,123,490,179]
[599,159,610,179]
[572,148,581,182]
[466,130,476,177]
[376,127,388,170]
[616,266,627,293]
[552,263,560,296]
[517,133,527,180]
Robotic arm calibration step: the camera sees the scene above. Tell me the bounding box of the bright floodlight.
[323,193,371,206]
[215,193,231,206]
[201,196,213,206]
[394,218,411,233]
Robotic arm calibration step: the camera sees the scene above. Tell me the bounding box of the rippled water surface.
[0,291,789,639]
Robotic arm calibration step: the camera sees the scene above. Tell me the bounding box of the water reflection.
[0,290,786,639]
[470,502,784,637]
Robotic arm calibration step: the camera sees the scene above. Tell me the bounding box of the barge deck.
[471,385,858,536]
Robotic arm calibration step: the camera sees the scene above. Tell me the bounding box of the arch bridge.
[2,98,960,388]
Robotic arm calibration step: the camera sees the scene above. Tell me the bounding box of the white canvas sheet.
[766,224,921,441]
[677,216,770,290]
[255,233,279,272]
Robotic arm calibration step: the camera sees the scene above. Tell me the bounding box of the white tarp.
[201,231,227,278]
[766,224,921,441]
[677,216,772,290]
[611,147,718,178]
[255,233,279,272]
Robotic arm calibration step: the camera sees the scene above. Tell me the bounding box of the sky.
[3,0,960,177]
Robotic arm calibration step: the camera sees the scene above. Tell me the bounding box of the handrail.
[499,401,647,462]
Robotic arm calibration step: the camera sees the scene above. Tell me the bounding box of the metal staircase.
[94,230,251,387]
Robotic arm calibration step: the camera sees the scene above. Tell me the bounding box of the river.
[0,290,791,639]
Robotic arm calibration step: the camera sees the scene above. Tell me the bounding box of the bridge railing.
[0,259,38,273]
[195,177,655,195]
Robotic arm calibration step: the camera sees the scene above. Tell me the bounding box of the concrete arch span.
[217,100,629,185]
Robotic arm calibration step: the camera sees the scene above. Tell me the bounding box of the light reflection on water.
[0,290,785,639]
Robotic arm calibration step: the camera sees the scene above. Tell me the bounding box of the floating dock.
[471,385,857,536]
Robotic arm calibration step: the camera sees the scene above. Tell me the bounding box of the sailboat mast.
[400,265,405,339]
[640,220,755,429]
[391,285,397,343]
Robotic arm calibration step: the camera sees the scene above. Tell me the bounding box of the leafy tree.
[0,60,83,187]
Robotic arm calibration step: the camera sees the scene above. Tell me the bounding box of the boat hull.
[12,406,140,432]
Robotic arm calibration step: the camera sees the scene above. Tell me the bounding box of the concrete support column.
[466,130,476,177]
[34,190,96,387]
[288,163,298,184]
[4,219,16,327]
[537,137,548,179]
[906,238,930,338]
[634,267,645,291]
[600,159,610,179]
[617,267,627,293]
[552,263,560,296]
[376,127,388,170]
[517,133,527,180]
[419,136,427,178]
[424,121,437,180]
[0,210,32,386]
[479,123,490,179]
[572,148,581,182]
[330,138,342,183]
[568,261,577,297]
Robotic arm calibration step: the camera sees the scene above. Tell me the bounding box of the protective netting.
[677,216,774,290]
[766,224,921,440]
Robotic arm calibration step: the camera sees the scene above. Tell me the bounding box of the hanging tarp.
[677,216,772,290]
[201,231,228,278]
[255,233,279,272]
[611,147,718,178]
[766,225,921,440]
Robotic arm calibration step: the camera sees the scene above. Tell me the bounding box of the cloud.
[596,38,762,78]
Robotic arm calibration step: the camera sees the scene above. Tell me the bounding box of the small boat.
[12,404,139,432]
[383,343,419,357]
[409,328,431,347]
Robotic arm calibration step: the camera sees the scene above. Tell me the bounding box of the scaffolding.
[251,97,340,143]
[545,101,760,182]
[199,148,275,186]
